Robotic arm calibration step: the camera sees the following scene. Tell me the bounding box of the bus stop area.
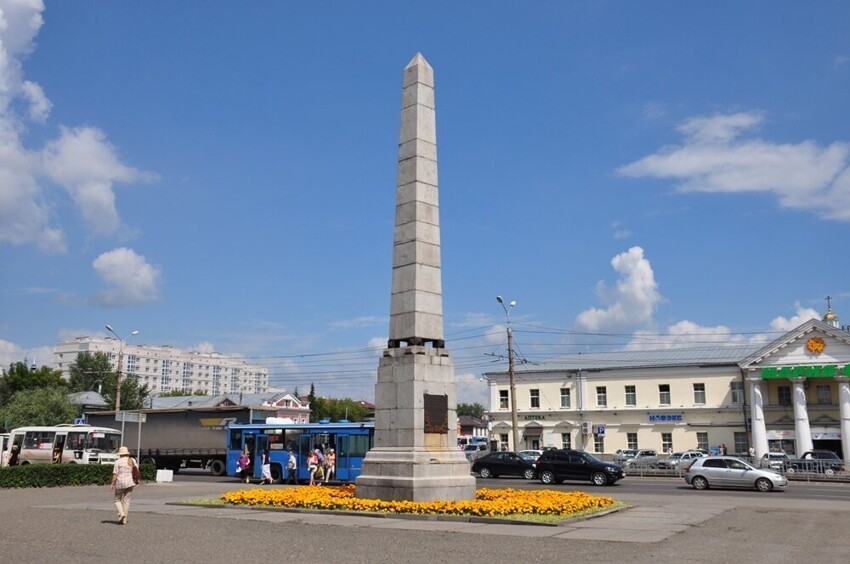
[0,480,847,563]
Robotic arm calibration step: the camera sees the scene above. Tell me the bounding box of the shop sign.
[524,414,545,421]
[648,414,683,422]
[761,365,850,380]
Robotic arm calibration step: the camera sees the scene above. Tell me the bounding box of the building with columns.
[483,307,850,468]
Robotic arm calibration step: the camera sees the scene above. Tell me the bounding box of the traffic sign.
[115,412,147,423]
[74,417,87,425]
[596,425,606,437]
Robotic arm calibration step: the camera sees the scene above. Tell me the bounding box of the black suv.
[534,449,625,486]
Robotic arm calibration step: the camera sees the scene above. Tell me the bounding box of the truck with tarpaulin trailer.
[85,406,276,475]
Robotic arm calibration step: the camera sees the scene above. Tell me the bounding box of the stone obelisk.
[355,53,476,502]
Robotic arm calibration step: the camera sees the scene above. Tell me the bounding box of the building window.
[693,383,706,405]
[627,432,638,450]
[625,385,636,406]
[594,435,605,453]
[661,433,673,453]
[596,386,607,407]
[731,381,744,404]
[499,433,508,449]
[561,433,571,449]
[817,385,831,405]
[659,384,671,405]
[560,388,571,408]
[530,389,540,409]
[696,432,708,451]
[499,390,509,409]
[778,386,792,406]
[734,432,748,455]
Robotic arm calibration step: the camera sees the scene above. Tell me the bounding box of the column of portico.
[749,378,769,459]
[792,378,814,457]
[838,378,850,469]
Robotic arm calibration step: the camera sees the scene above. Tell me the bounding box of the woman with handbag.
[110,446,139,525]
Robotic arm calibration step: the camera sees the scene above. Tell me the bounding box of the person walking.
[110,446,138,525]
[286,450,297,485]
[7,444,20,466]
[324,448,336,483]
[260,449,272,485]
[237,451,251,483]
[307,450,319,486]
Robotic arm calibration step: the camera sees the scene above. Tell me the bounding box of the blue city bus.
[226,421,374,483]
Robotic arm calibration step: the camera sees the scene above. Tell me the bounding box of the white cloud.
[92,247,161,307]
[627,320,742,350]
[367,336,386,352]
[43,126,153,237]
[0,128,65,251]
[194,341,216,354]
[0,0,155,252]
[21,79,50,122]
[576,246,662,333]
[0,338,53,370]
[611,221,631,240]
[329,316,386,330]
[455,371,489,407]
[769,303,819,332]
[618,111,850,221]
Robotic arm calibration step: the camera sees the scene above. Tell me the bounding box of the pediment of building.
[739,319,850,370]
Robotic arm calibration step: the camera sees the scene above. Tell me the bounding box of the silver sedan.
[684,456,788,492]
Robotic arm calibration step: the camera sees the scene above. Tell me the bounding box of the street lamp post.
[105,325,138,412]
[496,296,520,452]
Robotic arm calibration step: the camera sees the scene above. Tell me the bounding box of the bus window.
[24,431,54,450]
[229,429,243,451]
[348,435,371,457]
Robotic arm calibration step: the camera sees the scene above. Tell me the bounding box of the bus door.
[253,435,269,479]
[243,433,257,477]
[0,434,8,467]
[335,435,350,481]
[298,433,313,481]
[53,433,66,463]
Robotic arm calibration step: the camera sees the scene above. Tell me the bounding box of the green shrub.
[0,463,156,488]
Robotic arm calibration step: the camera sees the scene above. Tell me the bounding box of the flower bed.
[221,485,616,519]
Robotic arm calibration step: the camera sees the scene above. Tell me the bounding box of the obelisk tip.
[405,52,432,70]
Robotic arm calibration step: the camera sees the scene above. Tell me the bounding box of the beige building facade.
[484,312,850,467]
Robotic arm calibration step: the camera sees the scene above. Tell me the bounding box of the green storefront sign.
[762,364,850,379]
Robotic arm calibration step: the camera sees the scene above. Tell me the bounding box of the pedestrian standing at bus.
[8,444,20,466]
[286,450,297,484]
[110,446,137,525]
[237,451,251,483]
[324,448,336,483]
[307,450,319,485]
[260,449,272,485]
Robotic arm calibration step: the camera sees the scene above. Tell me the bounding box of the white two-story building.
[484,309,850,467]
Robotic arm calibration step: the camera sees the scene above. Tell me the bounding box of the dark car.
[471,452,536,480]
[786,450,845,476]
[534,449,625,486]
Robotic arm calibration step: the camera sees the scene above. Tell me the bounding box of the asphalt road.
[2,474,847,564]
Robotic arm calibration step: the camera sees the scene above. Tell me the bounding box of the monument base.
[355,447,476,502]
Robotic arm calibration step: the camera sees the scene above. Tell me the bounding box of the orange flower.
[220,485,616,518]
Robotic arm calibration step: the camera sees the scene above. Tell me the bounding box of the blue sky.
[1,1,849,406]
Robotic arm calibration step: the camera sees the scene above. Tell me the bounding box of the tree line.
[0,352,149,431]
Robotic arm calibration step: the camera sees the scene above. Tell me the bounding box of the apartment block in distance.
[54,336,269,395]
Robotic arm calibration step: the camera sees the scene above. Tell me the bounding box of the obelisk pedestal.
[355,53,475,502]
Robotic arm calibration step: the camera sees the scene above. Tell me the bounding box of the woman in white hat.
[110,446,139,525]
